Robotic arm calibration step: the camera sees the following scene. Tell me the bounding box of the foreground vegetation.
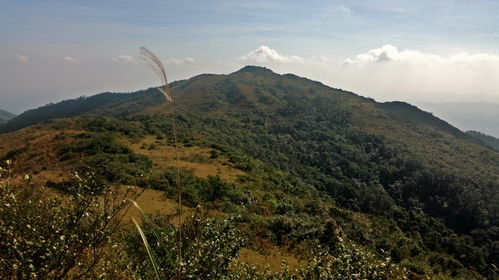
[1,163,410,279]
[1,113,495,279]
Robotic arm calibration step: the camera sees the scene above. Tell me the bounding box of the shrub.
[297,240,408,280]
[59,133,153,186]
[0,166,135,279]
[125,208,244,279]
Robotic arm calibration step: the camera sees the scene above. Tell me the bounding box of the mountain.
[1,66,498,279]
[0,89,162,133]
[417,102,499,138]
[0,108,15,121]
[0,109,15,126]
[467,130,499,152]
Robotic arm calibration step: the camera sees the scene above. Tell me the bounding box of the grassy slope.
[0,120,304,271]
[127,135,246,181]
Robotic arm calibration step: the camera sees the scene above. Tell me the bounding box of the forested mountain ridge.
[0,109,16,126]
[467,130,499,152]
[0,89,163,133]
[1,66,498,279]
[418,102,499,138]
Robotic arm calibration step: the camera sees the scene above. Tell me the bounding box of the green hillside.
[1,66,498,279]
[0,89,162,133]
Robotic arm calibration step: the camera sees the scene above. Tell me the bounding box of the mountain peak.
[234,65,275,75]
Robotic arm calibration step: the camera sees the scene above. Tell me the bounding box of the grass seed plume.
[139,46,173,103]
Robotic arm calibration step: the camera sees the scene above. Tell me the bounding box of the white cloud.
[112,55,134,64]
[240,45,303,64]
[16,54,29,63]
[337,45,499,103]
[63,56,80,63]
[167,57,196,65]
[343,44,499,68]
[234,44,499,104]
[343,44,437,65]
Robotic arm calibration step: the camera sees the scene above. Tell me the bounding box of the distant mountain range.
[0,109,16,125]
[0,90,161,133]
[467,130,499,152]
[417,102,499,138]
[0,109,15,121]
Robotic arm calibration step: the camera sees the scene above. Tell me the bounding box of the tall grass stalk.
[132,217,161,280]
[128,199,165,279]
[140,46,183,280]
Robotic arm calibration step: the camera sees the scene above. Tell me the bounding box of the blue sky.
[1,0,499,113]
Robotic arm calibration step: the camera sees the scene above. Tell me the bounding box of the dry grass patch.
[0,127,86,178]
[237,247,303,271]
[129,135,246,181]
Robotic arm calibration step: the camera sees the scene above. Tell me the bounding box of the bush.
[59,133,153,186]
[125,208,244,279]
[0,166,135,279]
[297,240,408,280]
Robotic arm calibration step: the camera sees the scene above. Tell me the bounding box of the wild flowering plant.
[297,238,408,280]
[0,165,136,280]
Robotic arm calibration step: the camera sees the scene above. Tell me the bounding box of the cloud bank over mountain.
[2,0,499,118]
[2,44,499,116]
[237,45,499,105]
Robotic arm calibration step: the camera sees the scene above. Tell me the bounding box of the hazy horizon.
[1,1,499,118]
